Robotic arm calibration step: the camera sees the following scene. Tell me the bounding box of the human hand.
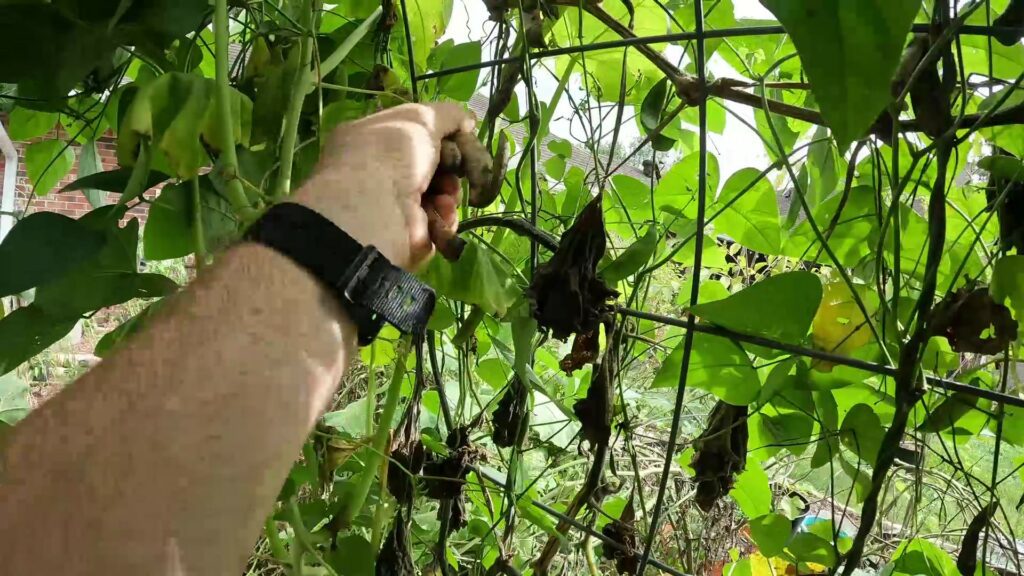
[293,103,476,271]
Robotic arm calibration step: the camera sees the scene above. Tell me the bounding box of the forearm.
[0,243,354,575]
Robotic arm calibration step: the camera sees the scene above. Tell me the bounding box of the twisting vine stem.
[213,0,254,218]
[636,0,708,572]
[337,336,412,527]
[840,142,951,576]
[273,0,315,199]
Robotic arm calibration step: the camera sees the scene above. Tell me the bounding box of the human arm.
[0,102,474,575]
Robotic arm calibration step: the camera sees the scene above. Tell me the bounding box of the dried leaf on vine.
[930,286,1018,355]
[994,0,1024,46]
[423,426,480,500]
[560,328,600,374]
[692,401,748,513]
[388,382,426,506]
[601,492,639,575]
[573,339,616,448]
[492,377,529,448]
[376,510,415,576]
[957,502,997,576]
[486,61,522,124]
[985,165,1024,254]
[423,427,481,536]
[906,35,953,140]
[528,194,618,340]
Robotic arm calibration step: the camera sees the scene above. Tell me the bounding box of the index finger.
[368,102,477,139]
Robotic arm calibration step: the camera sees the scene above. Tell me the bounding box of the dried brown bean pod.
[471,130,508,209]
[439,138,463,175]
[449,131,495,208]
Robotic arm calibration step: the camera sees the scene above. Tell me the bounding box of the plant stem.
[191,177,207,270]
[370,454,390,550]
[365,344,377,437]
[314,7,384,83]
[273,0,315,199]
[213,0,254,219]
[285,497,339,576]
[264,516,288,563]
[338,336,412,526]
[839,143,951,576]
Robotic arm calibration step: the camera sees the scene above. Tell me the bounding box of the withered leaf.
[573,348,615,448]
[930,286,1018,355]
[601,492,639,575]
[376,510,415,576]
[957,502,998,576]
[692,401,748,513]
[423,426,479,501]
[528,194,618,340]
[986,163,1024,255]
[388,373,427,506]
[560,328,600,374]
[492,377,529,448]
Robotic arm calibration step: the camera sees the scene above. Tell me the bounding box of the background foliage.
[1,0,1023,575]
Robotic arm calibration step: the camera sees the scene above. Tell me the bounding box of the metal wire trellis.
[394,1,1024,573]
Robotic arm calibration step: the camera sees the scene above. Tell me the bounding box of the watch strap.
[243,202,435,345]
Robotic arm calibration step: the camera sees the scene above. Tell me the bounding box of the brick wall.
[0,121,154,223]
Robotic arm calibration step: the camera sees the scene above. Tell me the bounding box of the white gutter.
[0,118,17,242]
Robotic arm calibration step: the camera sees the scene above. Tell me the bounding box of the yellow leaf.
[811,281,876,371]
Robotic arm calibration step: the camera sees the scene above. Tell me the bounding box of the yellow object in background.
[811,281,876,372]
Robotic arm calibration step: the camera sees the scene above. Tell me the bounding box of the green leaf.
[76,140,107,208]
[810,389,840,468]
[34,217,178,316]
[323,397,372,438]
[787,532,837,567]
[887,538,960,576]
[652,333,761,405]
[979,154,1024,182]
[759,0,920,147]
[714,168,783,255]
[0,212,106,298]
[999,404,1024,447]
[978,88,1024,157]
[119,73,251,179]
[437,41,481,101]
[749,513,792,557]
[0,305,78,376]
[421,240,520,316]
[601,226,658,284]
[0,5,114,100]
[401,0,453,70]
[918,391,981,433]
[26,139,75,196]
[60,168,172,195]
[328,534,375,576]
[548,138,572,158]
[544,155,566,180]
[690,272,822,356]
[0,373,31,426]
[730,461,772,519]
[641,77,671,132]
[838,454,871,503]
[991,255,1024,321]
[143,183,193,259]
[95,301,164,358]
[7,107,58,140]
[656,151,720,216]
[840,403,883,465]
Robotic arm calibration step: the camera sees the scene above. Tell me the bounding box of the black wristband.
[243,203,436,345]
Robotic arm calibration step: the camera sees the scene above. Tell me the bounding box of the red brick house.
[0,120,152,225]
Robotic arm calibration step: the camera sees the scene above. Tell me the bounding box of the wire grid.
[396,1,1023,573]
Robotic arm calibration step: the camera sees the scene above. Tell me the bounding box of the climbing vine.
[1,0,1024,575]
